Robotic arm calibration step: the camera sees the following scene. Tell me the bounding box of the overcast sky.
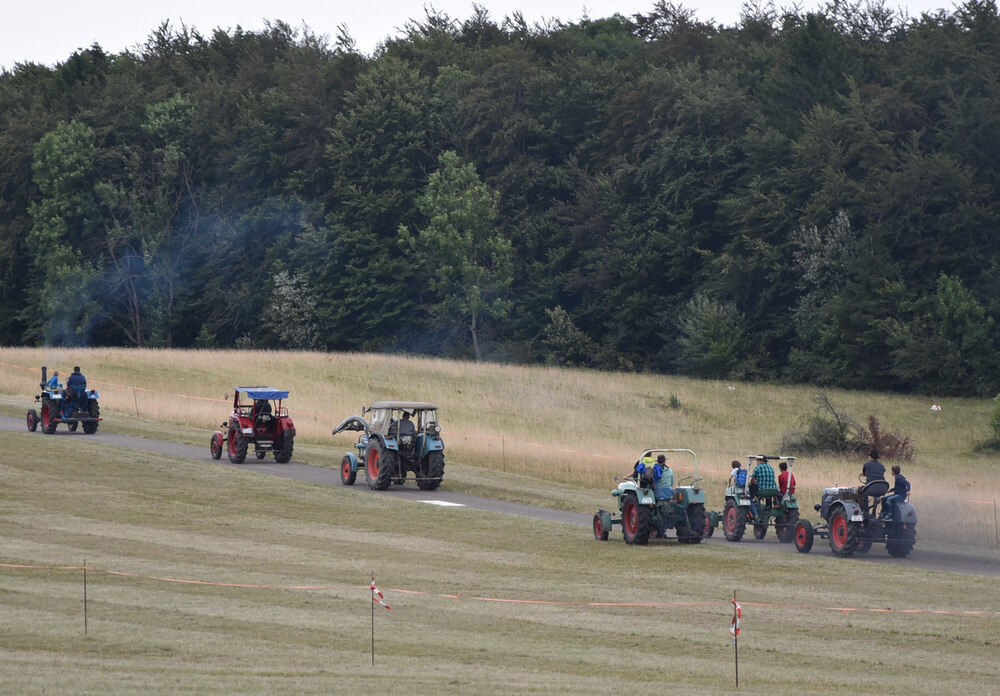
[2,0,956,72]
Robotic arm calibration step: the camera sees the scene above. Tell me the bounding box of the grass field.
[2,428,999,695]
[1,347,999,546]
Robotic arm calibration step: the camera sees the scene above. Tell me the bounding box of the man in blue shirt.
[881,465,910,519]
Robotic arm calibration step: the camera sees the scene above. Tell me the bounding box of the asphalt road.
[4,414,999,578]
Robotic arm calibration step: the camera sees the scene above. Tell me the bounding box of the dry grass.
[1,430,998,695]
[1,346,999,547]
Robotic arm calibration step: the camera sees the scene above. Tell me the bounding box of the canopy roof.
[236,387,289,400]
[368,401,438,410]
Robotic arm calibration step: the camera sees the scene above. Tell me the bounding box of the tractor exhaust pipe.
[41,365,47,389]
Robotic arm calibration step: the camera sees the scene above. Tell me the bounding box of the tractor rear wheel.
[776,510,799,543]
[41,403,57,434]
[856,519,880,554]
[593,510,609,541]
[703,511,715,538]
[753,522,768,540]
[340,456,357,485]
[273,433,294,463]
[622,496,651,545]
[794,519,814,553]
[416,451,444,490]
[26,409,38,432]
[723,499,745,542]
[227,426,248,464]
[681,504,706,543]
[886,523,916,557]
[210,433,223,460]
[828,507,858,557]
[82,401,99,434]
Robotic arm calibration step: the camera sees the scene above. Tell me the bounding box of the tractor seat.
[860,479,890,499]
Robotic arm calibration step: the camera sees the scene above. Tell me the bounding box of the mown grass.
[1,347,999,548]
[1,429,999,695]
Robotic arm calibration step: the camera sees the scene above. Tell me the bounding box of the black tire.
[622,496,651,545]
[703,511,715,538]
[593,510,610,541]
[273,433,294,463]
[776,510,799,543]
[210,433,223,460]
[41,403,57,434]
[26,409,38,432]
[416,451,445,490]
[82,400,99,434]
[340,455,357,485]
[794,519,814,553]
[856,519,880,554]
[67,421,78,432]
[723,499,746,542]
[753,522,768,540]
[227,425,248,464]
[681,503,705,544]
[828,507,859,557]
[886,523,916,558]
[255,449,267,459]
[365,442,393,490]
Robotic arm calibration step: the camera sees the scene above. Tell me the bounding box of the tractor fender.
[372,434,399,453]
[419,435,444,457]
[678,486,707,505]
[342,452,360,473]
[281,426,296,438]
[894,501,917,525]
[598,508,614,531]
[616,480,654,505]
[830,500,864,523]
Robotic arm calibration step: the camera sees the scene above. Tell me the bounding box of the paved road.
[4,415,999,577]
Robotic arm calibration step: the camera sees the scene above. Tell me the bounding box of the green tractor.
[722,455,800,543]
[593,448,708,545]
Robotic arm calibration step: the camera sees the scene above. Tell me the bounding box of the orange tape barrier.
[2,562,998,617]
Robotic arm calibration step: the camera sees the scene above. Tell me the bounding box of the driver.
[748,456,776,518]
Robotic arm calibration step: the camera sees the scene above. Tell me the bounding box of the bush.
[781,393,914,460]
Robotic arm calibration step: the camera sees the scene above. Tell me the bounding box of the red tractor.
[210,387,295,464]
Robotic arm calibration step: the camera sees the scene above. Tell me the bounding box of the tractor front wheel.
[416,451,445,490]
[703,511,715,538]
[210,433,223,460]
[828,508,859,557]
[273,433,294,463]
[227,426,248,464]
[794,519,814,553]
[776,510,799,543]
[723,499,746,542]
[26,409,38,432]
[753,522,768,540]
[622,496,651,545]
[593,510,610,541]
[340,456,357,485]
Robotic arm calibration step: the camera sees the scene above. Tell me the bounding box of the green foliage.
[541,306,594,367]
[675,294,748,379]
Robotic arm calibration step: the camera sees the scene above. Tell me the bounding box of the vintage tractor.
[592,448,707,545]
[722,455,800,543]
[26,366,101,434]
[332,401,445,491]
[210,388,295,464]
[793,477,917,558]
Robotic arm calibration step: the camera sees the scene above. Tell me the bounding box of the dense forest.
[2,0,1000,396]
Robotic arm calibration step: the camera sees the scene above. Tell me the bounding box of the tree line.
[2,1,1000,396]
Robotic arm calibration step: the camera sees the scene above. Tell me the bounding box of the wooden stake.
[83,560,88,635]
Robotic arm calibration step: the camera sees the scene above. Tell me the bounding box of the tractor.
[210,388,295,464]
[26,366,101,434]
[592,448,707,545]
[722,455,800,543]
[793,476,917,557]
[332,401,444,491]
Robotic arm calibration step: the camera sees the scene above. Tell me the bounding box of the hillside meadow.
[1,428,998,695]
[1,347,998,548]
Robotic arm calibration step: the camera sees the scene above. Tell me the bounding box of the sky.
[2,0,957,72]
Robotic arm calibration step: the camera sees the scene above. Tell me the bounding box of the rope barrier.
[1,562,997,617]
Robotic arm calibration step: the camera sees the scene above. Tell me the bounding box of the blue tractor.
[26,366,101,434]
[332,401,445,490]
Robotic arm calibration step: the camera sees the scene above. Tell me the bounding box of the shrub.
[781,393,914,460]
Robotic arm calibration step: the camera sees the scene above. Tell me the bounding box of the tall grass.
[1,347,999,547]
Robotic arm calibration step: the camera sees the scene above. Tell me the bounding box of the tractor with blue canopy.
[332,401,445,490]
[211,387,295,464]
